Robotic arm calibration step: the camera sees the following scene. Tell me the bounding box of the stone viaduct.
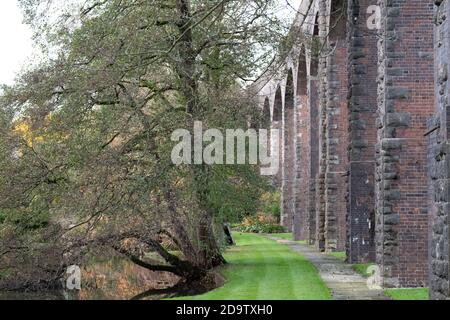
[251,0,450,299]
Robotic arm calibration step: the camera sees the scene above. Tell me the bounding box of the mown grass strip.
[180,233,331,300]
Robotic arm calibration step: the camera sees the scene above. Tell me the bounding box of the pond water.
[0,256,179,300]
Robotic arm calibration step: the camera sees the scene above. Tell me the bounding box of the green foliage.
[0,207,50,231]
[384,288,429,300]
[0,0,292,289]
[236,223,285,234]
[0,211,6,224]
[260,191,281,219]
[270,233,307,244]
[206,165,270,223]
[352,263,374,278]
[11,210,50,231]
[0,269,11,280]
[272,233,293,240]
[310,36,322,58]
[232,190,283,233]
[234,215,284,234]
[328,252,346,261]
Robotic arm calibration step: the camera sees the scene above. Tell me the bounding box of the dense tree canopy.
[0,0,289,296]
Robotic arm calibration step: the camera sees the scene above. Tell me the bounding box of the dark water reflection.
[0,256,179,300]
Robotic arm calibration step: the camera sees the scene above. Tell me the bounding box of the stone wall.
[323,0,349,252]
[253,0,450,297]
[284,72,296,233]
[308,52,320,244]
[375,0,434,288]
[316,0,328,251]
[429,0,450,300]
[346,0,378,264]
[294,54,311,241]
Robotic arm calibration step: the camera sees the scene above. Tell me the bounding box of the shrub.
[260,192,280,220]
[234,215,284,234]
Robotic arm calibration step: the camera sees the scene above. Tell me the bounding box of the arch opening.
[262,97,271,129]
[272,86,283,191]
[311,13,320,77]
[297,52,307,98]
[273,87,282,122]
[330,0,347,40]
[294,51,309,241]
[283,70,295,232]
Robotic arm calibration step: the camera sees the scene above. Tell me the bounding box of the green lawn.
[328,252,346,261]
[352,263,374,278]
[269,233,307,244]
[273,233,293,240]
[384,288,429,300]
[180,233,331,300]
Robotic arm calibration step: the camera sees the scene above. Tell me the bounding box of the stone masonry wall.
[308,57,320,244]
[255,0,448,295]
[324,0,349,252]
[346,0,378,263]
[294,56,311,241]
[376,0,434,288]
[284,73,296,234]
[316,0,328,251]
[429,0,450,300]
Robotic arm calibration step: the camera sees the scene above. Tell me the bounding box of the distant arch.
[285,71,295,110]
[330,0,346,40]
[262,97,271,129]
[271,85,284,211]
[297,51,307,98]
[293,49,309,240]
[324,0,348,251]
[310,13,320,77]
[282,70,295,232]
[308,17,320,243]
[273,86,283,122]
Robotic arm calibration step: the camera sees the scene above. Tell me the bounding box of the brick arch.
[329,0,346,39]
[282,70,296,233]
[310,12,320,77]
[375,0,434,289]
[346,0,378,265]
[307,17,320,244]
[295,4,321,245]
[297,52,307,97]
[293,48,309,241]
[272,86,284,199]
[262,97,271,128]
[273,86,283,122]
[322,0,348,252]
[251,0,438,292]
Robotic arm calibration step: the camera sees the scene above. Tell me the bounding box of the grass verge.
[328,252,346,261]
[269,233,307,244]
[384,288,429,300]
[178,233,331,300]
[272,233,293,240]
[352,263,374,278]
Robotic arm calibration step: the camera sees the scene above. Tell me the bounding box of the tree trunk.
[197,212,226,269]
[174,0,226,269]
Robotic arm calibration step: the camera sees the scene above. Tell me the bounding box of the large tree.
[0,0,286,296]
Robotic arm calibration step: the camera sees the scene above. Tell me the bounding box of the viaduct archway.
[251,0,450,299]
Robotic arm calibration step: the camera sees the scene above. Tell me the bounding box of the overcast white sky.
[0,0,33,85]
[0,0,303,85]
